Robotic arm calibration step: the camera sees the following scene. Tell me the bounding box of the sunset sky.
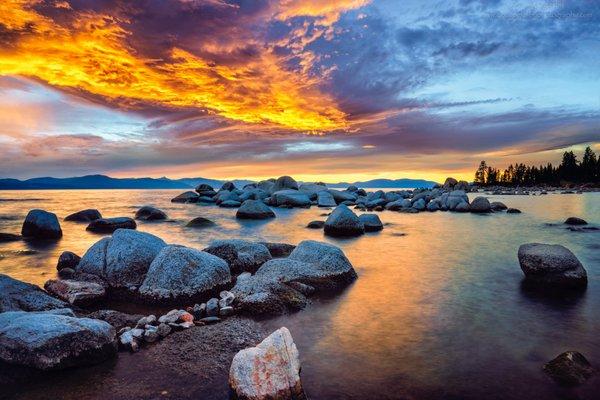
[0,0,598,183]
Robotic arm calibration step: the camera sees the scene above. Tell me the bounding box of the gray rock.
[186,217,216,228]
[220,290,235,306]
[220,181,237,191]
[158,309,194,324]
[470,197,491,213]
[157,323,171,337]
[442,190,469,211]
[0,311,116,370]
[316,191,337,207]
[443,177,458,190]
[21,209,62,239]
[139,245,231,303]
[455,201,470,212]
[191,303,206,320]
[64,209,102,222]
[358,214,383,232]
[135,206,167,221]
[57,251,81,270]
[171,191,199,203]
[44,279,106,306]
[199,316,221,324]
[490,201,508,211]
[87,309,144,331]
[298,183,328,200]
[518,243,587,289]
[0,274,68,313]
[426,201,440,212]
[259,242,296,258]
[119,329,140,352]
[507,208,522,214]
[327,189,358,204]
[219,200,242,208]
[204,239,272,274]
[58,268,75,279]
[135,315,157,328]
[412,198,426,211]
[77,229,167,289]
[215,190,241,205]
[143,326,159,343]
[86,217,136,233]
[307,220,324,229]
[271,176,298,194]
[195,183,216,197]
[206,298,219,317]
[236,200,275,219]
[271,190,311,208]
[220,306,234,316]
[543,351,594,386]
[324,204,364,237]
[229,327,305,400]
[564,217,587,225]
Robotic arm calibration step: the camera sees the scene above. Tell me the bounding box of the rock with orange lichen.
[229,327,306,400]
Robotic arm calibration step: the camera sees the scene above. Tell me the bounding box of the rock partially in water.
[490,201,508,211]
[186,217,216,228]
[229,327,306,400]
[564,217,587,225]
[271,190,311,208]
[0,311,116,370]
[134,206,167,221]
[64,209,102,222]
[507,208,522,214]
[77,229,167,289]
[220,200,242,208]
[0,233,21,242]
[44,279,106,307]
[87,309,145,332]
[324,204,364,237]
[307,220,324,229]
[0,274,68,313]
[358,213,383,232]
[204,239,272,274]
[236,200,275,219]
[86,217,136,233]
[139,245,231,303]
[543,351,594,386]
[518,243,587,289]
[317,191,336,207]
[469,197,491,213]
[171,191,199,203]
[259,242,296,258]
[271,176,299,194]
[327,189,357,204]
[56,251,81,270]
[21,209,62,239]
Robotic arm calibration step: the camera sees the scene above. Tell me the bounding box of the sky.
[0,0,599,183]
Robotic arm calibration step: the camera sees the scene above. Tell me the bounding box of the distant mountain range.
[0,175,436,190]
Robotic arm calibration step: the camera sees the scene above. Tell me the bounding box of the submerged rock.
[86,217,136,233]
[186,217,216,228]
[21,209,62,239]
[543,351,594,386]
[229,327,306,400]
[358,213,383,232]
[64,209,102,222]
[57,251,81,270]
[236,200,276,219]
[0,233,21,242]
[307,220,324,229]
[139,245,231,303]
[171,191,199,203]
[564,217,587,225]
[204,240,272,274]
[0,274,68,313]
[507,208,522,214]
[324,204,364,237]
[44,279,106,306]
[135,206,167,221]
[0,311,116,370]
[518,243,587,289]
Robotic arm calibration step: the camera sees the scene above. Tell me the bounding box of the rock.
[324,204,364,237]
[298,183,327,200]
[426,201,440,212]
[229,327,305,400]
[186,217,216,228]
[347,185,358,192]
[56,251,81,270]
[87,309,145,331]
[469,197,491,213]
[198,196,216,203]
[158,309,194,324]
[195,183,216,196]
[77,229,167,289]
[507,208,521,214]
[490,201,508,211]
[199,316,221,324]
[171,191,199,203]
[86,217,136,233]
[327,189,358,204]
[135,315,157,328]
[204,239,272,274]
[455,180,470,191]
[0,311,117,370]
[58,268,75,279]
[317,191,337,207]
[220,306,234,316]
[64,209,102,222]
[191,303,206,320]
[518,243,587,289]
[220,181,237,191]
[44,279,106,306]
[358,214,383,232]
[157,323,171,337]
[220,290,235,306]
[220,200,242,208]
[271,176,298,194]
[0,274,68,313]
[21,209,62,239]
[143,326,160,343]
[119,329,140,352]
[564,217,587,225]
[543,351,594,386]
[206,298,219,317]
[259,242,296,258]
[442,190,469,211]
[307,220,324,229]
[236,200,275,219]
[455,202,470,212]
[139,245,231,303]
[271,190,311,208]
[443,177,458,190]
[0,232,21,242]
[135,206,167,221]
[412,198,426,211]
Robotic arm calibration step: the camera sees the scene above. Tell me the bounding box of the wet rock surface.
[518,243,587,289]
[64,209,102,222]
[0,274,69,313]
[86,217,137,233]
[543,351,594,386]
[21,209,62,239]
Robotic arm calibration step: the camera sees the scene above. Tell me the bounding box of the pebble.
[206,298,219,317]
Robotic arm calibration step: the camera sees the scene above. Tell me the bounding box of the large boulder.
[186,217,216,228]
[134,206,167,221]
[490,201,508,211]
[543,351,594,386]
[0,274,69,313]
[260,242,296,258]
[229,327,305,400]
[236,200,276,220]
[271,190,311,208]
[215,190,241,205]
[518,243,587,289]
[0,311,116,370]
[44,279,106,307]
[564,217,587,226]
[317,191,336,207]
[171,191,199,203]
[139,245,231,303]
[76,229,167,289]
[298,183,327,200]
[441,190,469,211]
[271,176,298,194]
[57,251,81,270]
[324,204,364,237]
[64,209,102,222]
[86,217,136,233]
[469,197,491,213]
[21,209,62,239]
[327,189,357,204]
[204,240,272,274]
[358,214,383,232]
[195,183,216,197]
[443,177,458,190]
[220,181,237,191]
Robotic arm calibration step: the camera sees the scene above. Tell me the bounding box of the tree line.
[474,146,600,186]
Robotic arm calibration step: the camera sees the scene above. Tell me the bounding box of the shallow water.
[1,189,599,399]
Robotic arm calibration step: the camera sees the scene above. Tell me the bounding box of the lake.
[1,189,599,399]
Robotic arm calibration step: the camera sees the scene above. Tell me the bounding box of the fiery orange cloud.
[0,0,361,132]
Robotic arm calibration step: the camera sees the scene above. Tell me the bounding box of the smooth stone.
[307,220,324,229]
[236,200,275,219]
[470,197,491,213]
[0,233,22,242]
[518,243,587,289]
[44,279,106,306]
[327,189,358,204]
[191,303,206,320]
[220,181,237,191]
[171,191,199,203]
[21,209,62,239]
[229,327,305,400]
[57,251,81,270]
[324,204,364,237]
[259,242,296,258]
[0,274,68,313]
[219,200,242,208]
[271,190,311,208]
[143,326,159,343]
[543,351,594,386]
[358,214,383,232]
[135,206,167,221]
[135,315,157,328]
[270,176,298,194]
[158,309,194,324]
[220,306,234,316]
[199,316,221,324]
[64,209,102,222]
[186,217,216,228]
[157,323,171,337]
[490,201,508,211]
[86,217,136,233]
[58,268,75,279]
[206,298,219,317]
[564,217,587,225]
[87,309,145,332]
[204,239,272,274]
[507,208,522,214]
[317,191,337,207]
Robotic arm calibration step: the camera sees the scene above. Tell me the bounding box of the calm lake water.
[1,189,599,399]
